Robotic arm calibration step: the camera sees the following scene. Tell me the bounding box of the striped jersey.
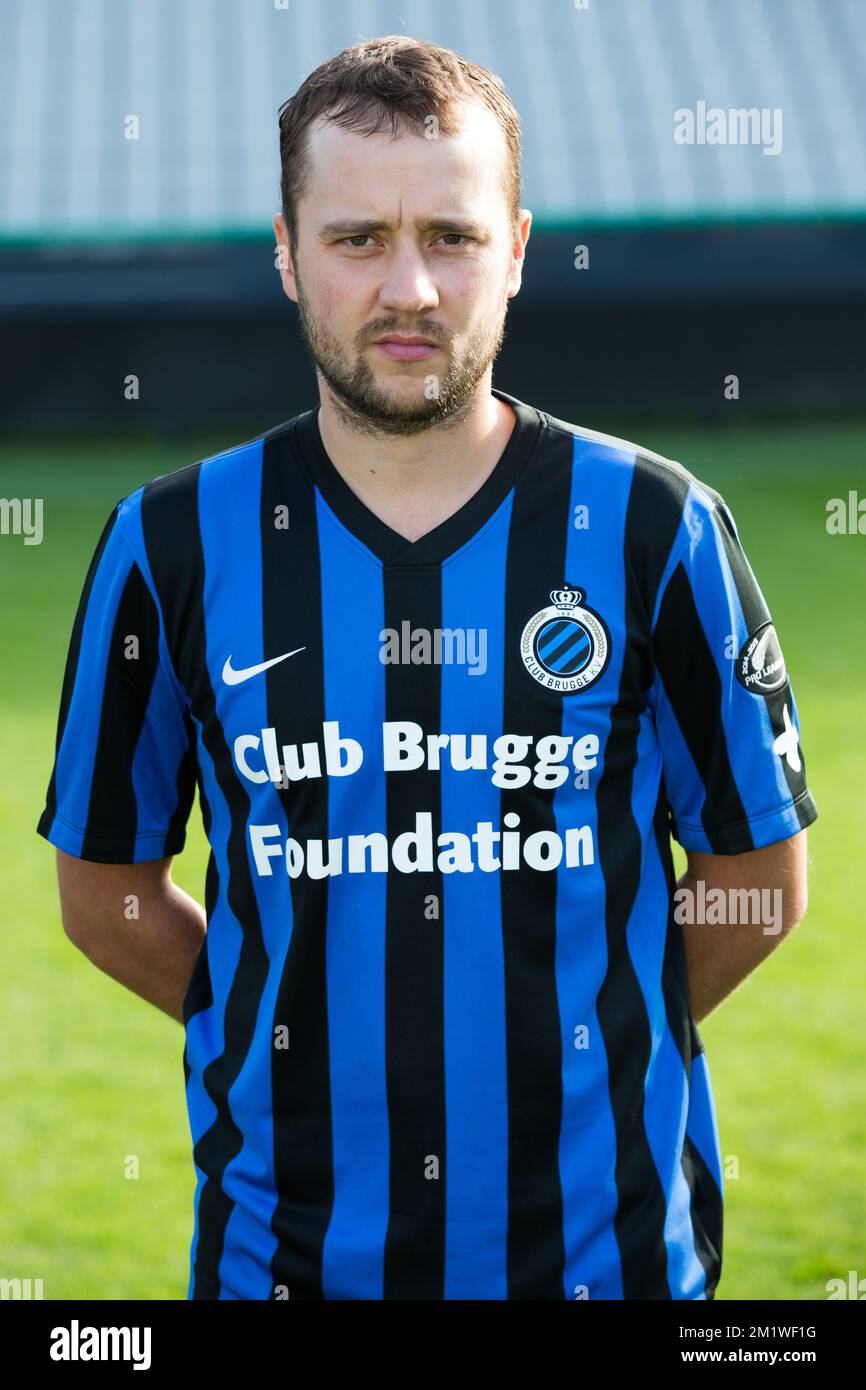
[37,388,817,1300]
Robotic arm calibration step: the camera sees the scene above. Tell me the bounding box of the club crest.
[520,585,611,694]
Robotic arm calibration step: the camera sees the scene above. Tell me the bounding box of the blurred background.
[0,0,863,1300]
[2,0,866,429]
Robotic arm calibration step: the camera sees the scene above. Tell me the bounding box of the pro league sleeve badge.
[735,622,788,695]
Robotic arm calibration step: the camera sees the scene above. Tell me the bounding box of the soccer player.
[38,36,817,1300]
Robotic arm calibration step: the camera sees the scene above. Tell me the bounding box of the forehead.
[301,99,509,220]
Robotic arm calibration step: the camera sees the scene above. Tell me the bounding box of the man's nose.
[377,246,439,314]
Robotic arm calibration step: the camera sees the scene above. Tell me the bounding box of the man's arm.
[678,829,809,1024]
[56,848,206,1025]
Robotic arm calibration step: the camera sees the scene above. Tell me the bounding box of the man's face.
[274,99,531,434]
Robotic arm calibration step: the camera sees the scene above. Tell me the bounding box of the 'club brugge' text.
[235,720,600,879]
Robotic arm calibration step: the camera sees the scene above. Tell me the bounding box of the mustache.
[360,322,451,346]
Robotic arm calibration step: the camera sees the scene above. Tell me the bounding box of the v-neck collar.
[290,387,543,568]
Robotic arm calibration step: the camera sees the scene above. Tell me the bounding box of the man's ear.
[273,214,298,303]
[506,208,532,301]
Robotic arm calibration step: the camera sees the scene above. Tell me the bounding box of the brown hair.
[278,35,522,248]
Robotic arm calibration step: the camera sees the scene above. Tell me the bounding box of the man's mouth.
[372,333,442,362]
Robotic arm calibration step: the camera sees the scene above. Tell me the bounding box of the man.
[38,35,816,1300]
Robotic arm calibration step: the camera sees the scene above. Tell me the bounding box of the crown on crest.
[550,585,583,611]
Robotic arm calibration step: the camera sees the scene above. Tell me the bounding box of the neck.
[315,377,516,543]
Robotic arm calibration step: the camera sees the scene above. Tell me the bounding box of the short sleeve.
[37,501,197,863]
[650,492,818,854]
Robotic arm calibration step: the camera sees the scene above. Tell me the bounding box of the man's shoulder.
[535,404,728,528]
[120,414,304,521]
[105,416,308,588]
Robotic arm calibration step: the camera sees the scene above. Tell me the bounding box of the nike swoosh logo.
[222,647,306,685]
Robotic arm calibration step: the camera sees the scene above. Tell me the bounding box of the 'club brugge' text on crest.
[520,585,611,694]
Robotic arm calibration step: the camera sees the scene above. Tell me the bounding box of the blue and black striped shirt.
[38,388,817,1299]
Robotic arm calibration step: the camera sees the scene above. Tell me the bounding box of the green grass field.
[0,417,863,1300]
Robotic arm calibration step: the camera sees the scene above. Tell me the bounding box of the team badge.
[520,585,610,694]
[735,622,787,695]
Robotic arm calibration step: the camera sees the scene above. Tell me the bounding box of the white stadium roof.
[1,0,865,242]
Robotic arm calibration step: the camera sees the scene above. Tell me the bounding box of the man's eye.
[340,233,471,249]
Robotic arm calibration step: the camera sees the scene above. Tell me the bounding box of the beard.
[293,266,508,437]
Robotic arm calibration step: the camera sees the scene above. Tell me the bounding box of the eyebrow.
[318,216,488,239]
